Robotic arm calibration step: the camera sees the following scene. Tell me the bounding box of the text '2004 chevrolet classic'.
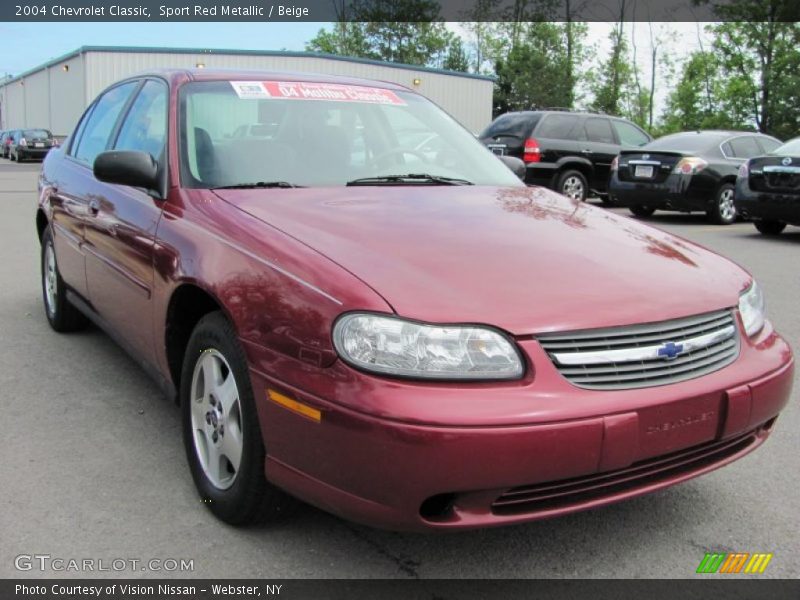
[36,69,793,531]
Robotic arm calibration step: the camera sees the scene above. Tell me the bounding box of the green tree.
[493,23,577,114]
[696,0,800,137]
[304,0,453,67]
[442,36,470,72]
[589,23,634,116]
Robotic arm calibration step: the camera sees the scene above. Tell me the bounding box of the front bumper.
[610,171,716,211]
[735,181,800,225]
[245,323,794,531]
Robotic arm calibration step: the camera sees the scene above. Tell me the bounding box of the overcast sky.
[0,21,715,119]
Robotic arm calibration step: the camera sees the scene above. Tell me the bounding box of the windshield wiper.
[346,174,474,186]
[211,181,302,189]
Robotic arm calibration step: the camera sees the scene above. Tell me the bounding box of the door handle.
[581,149,592,154]
[88,200,100,216]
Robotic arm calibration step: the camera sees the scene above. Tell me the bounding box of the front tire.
[754,219,786,236]
[41,226,89,332]
[556,169,588,202]
[708,183,736,225]
[181,311,292,525]
[629,204,656,218]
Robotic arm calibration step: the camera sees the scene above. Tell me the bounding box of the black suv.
[479,110,652,201]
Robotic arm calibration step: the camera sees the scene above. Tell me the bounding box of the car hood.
[213,186,750,335]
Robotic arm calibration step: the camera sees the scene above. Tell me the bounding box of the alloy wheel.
[189,349,243,490]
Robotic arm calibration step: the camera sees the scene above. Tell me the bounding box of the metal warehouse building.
[0,46,494,136]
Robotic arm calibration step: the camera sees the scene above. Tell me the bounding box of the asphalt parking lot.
[1,159,797,579]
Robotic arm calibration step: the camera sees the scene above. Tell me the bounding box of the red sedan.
[36,69,793,531]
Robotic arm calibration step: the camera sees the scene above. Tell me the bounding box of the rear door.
[83,78,168,359]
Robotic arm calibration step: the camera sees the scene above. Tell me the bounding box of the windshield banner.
[231,81,406,105]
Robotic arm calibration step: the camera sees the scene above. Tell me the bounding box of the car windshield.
[179,80,523,189]
[23,129,52,138]
[644,133,726,153]
[773,138,800,155]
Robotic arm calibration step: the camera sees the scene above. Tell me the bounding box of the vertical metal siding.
[85,51,493,132]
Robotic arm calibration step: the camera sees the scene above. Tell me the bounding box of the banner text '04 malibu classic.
[37,70,793,530]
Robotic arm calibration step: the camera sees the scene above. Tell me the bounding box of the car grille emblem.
[782,157,792,166]
[657,341,684,360]
[642,154,650,160]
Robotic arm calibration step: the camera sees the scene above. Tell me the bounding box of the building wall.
[85,51,493,133]
[1,49,493,136]
[0,53,85,134]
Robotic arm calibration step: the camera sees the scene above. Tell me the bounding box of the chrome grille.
[538,310,740,390]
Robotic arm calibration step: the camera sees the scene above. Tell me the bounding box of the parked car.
[734,136,800,235]
[609,130,781,224]
[1,130,15,158]
[9,128,58,161]
[37,70,793,531]
[479,110,652,201]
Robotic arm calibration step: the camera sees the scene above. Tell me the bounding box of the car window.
[582,118,616,144]
[481,113,540,139]
[757,137,781,154]
[23,129,52,139]
[180,80,523,188]
[728,136,763,159]
[73,81,139,166]
[536,114,579,139]
[114,80,168,160]
[613,120,650,146]
[774,138,800,155]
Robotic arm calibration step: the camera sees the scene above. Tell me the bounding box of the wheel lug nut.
[205,413,211,424]
[212,432,218,443]
[210,397,216,406]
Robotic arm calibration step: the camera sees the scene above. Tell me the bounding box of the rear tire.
[629,204,656,218]
[181,311,294,525]
[556,169,588,202]
[754,220,786,236]
[708,183,737,225]
[41,225,89,332]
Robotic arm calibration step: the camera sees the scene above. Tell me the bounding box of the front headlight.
[738,281,765,337]
[332,313,524,380]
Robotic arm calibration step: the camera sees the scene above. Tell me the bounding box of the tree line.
[305,0,800,139]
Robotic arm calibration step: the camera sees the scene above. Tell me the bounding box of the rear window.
[758,137,781,154]
[774,137,800,155]
[535,114,579,139]
[645,133,726,153]
[728,136,762,159]
[481,113,540,139]
[23,129,52,138]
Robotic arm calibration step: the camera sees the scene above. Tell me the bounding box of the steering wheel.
[371,147,429,169]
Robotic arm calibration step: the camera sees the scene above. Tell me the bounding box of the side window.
[721,142,733,158]
[613,120,650,147]
[757,137,781,154]
[729,136,762,159]
[114,80,168,161]
[73,81,138,166]
[536,115,578,139]
[68,105,96,155]
[583,118,616,144]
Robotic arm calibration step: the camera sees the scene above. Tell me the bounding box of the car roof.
[125,67,412,93]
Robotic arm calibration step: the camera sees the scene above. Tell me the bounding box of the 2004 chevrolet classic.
[36,69,793,531]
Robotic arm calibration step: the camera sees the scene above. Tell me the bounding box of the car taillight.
[673,156,707,175]
[738,162,749,178]
[610,156,619,171]
[523,138,541,163]
[20,137,27,147]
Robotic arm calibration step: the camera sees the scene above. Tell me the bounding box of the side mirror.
[498,155,526,180]
[94,150,160,193]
